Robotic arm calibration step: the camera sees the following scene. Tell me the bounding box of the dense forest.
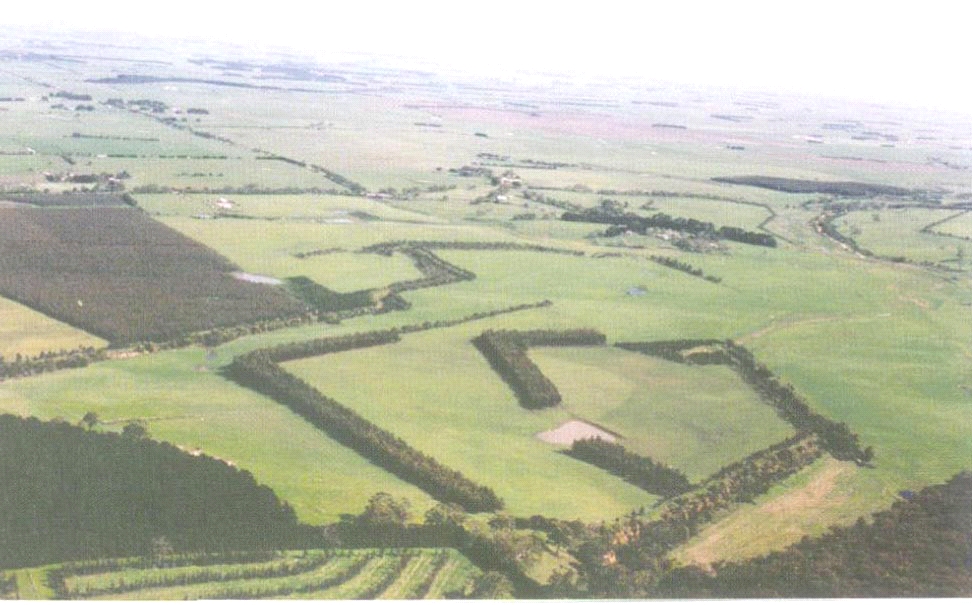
[0,207,307,344]
[0,414,313,569]
[712,175,916,197]
[657,471,972,597]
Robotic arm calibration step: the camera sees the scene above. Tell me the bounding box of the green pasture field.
[670,456,864,566]
[0,104,227,160]
[839,207,966,265]
[928,210,972,239]
[529,347,794,480]
[0,296,106,359]
[97,156,343,191]
[156,216,525,292]
[137,192,441,224]
[643,196,773,230]
[2,38,971,584]
[285,324,657,521]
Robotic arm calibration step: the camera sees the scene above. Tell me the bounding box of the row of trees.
[0,346,107,380]
[362,239,585,257]
[722,343,873,464]
[224,347,503,512]
[650,255,722,283]
[471,329,606,409]
[712,175,916,197]
[616,339,726,364]
[568,434,825,597]
[657,471,972,597]
[292,247,343,259]
[562,205,777,247]
[566,437,694,497]
[255,154,367,194]
[387,247,477,293]
[131,184,353,196]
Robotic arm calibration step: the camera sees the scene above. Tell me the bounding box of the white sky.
[4,1,971,114]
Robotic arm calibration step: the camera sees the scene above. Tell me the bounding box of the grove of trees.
[0,414,313,569]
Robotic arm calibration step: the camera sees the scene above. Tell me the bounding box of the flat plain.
[0,29,969,598]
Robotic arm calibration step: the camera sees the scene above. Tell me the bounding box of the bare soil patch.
[231,271,283,285]
[537,420,618,445]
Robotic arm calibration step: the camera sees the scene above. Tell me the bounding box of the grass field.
[529,347,794,480]
[928,210,972,239]
[0,349,435,524]
[839,208,966,265]
[285,325,656,520]
[0,296,106,358]
[1,36,970,593]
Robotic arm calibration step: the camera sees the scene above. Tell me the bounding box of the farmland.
[0,27,969,599]
[8,549,479,600]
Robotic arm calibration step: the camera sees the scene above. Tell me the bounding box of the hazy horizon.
[2,1,970,117]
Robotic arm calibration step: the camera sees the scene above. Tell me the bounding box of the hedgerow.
[472,329,606,409]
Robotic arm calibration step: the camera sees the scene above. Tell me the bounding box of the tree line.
[650,255,722,283]
[562,205,777,247]
[336,494,541,598]
[472,329,607,409]
[565,437,694,497]
[712,175,917,198]
[255,154,367,194]
[284,276,380,314]
[224,336,503,512]
[721,342,873,464]
[362,239,586,257]
[0,346,107,380]
[567,433,824,597]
